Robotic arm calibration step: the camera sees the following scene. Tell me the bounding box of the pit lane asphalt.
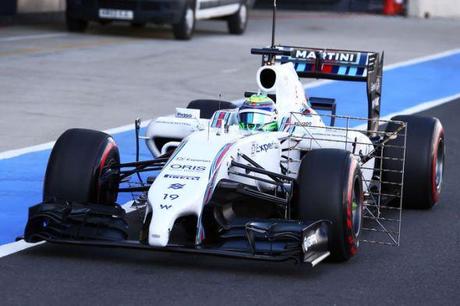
[1,10,460,151]
[1,99,459,305]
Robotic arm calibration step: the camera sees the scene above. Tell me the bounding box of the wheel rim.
[185,7,194,34]
[435,137,444,192]
[98,158,119,204]
[351,176,362,239]
[97,141,120,204]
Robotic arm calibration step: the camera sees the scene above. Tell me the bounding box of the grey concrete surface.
[0,10,459,152]
[1,100,458,306]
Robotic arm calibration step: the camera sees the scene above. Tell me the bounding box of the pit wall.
[407,0,460,18]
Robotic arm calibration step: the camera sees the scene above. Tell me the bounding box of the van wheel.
[173,3,195,40]
[227,3,248,35]
[66,13,88,32]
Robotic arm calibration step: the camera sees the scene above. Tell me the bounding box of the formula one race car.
[23,44,445,266]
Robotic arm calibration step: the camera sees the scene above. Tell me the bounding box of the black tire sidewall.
[173,2,195,40]
[43,128,120,205]
[186,99,237,119]
[65,10,88,32]
[295,149,362,261]
[228,3,248,35]
[384,115,444,209]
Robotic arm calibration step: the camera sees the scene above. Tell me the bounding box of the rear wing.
[251,46,384,133]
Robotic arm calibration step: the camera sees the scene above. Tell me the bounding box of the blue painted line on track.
[1,52,459,245]
[308,52,460,118]
[0,131,150,244]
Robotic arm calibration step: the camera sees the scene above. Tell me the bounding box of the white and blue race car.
[23,44,445,266]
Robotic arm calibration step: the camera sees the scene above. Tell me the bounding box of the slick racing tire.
[383,115,445,209]
[172,3,195,40]
[66,12,88,32]
[44,128,120,205]
[295,149,363,262]
[227,3,248,35]
[186,99,237,119]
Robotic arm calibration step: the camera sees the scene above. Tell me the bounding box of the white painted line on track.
[1,48,460,258]
[303,48,460,89]
[382,92,460,119]
[0,141,55,160]
[0,33,68,43]
[0,120,150,160]
[384,48,460,71]
[1,48,459,160]
[0,201,138,258]
[353,92,460,130]
[0,240,45,258]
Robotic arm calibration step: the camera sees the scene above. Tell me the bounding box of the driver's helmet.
[238,94,278,132]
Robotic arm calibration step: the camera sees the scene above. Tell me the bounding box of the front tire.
[173,3,195,40]
[44,128,120,205]
[186,99,237,119]
[295,149,363,262]
[227,3,248,35]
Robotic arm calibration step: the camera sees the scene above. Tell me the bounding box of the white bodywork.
[194,0,240,20]
[145,62,375,247]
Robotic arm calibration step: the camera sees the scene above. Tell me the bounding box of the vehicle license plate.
[99,9,134,20]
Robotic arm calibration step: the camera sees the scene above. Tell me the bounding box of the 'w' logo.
[160,204,172,210]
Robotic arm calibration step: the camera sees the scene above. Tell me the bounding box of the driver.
[238,94,278,132]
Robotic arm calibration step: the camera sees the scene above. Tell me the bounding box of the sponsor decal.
[160,204,172,210]
[176,113,193,119]
[168,183,185,190]
[251,141,280,155]
[175,107,200,119]
[294,121,313,127]
[294,49,358,63]
[302,233,318,253]
[156,119,192,127]
[175,157,211,163]
[164,174,200,180]
[170,164,207,172]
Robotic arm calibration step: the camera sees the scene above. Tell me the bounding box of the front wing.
[23,200,330,266]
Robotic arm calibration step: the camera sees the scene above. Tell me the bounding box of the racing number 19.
[163,194,179,200]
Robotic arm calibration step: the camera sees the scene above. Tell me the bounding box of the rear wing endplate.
[251,46,384,133]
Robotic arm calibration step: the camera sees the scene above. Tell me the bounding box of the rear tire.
[295,149,363,262]
[227,3,248,35]
[173,3,195,40]
[66,12,88,32]
[44,128,120,205]
[186,99,237,119]
[383,115,445,209]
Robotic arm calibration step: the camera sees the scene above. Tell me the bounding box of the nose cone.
[148,224,171,247]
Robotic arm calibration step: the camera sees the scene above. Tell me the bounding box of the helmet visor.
[239,112,271,130]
